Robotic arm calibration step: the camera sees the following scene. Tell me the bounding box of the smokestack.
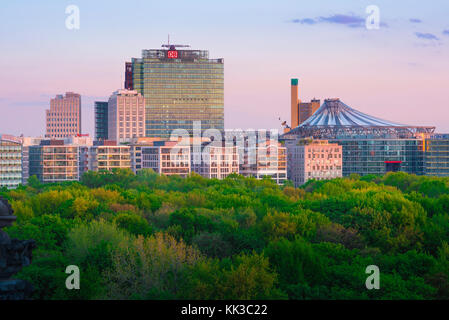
[291,78,300,128]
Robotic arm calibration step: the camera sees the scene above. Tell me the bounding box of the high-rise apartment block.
[107,89,145,143]
[94,101,109,141]
[0,134,22,189]
[126,44,224,138]
[285,138,342,187]
[46,92,81,138]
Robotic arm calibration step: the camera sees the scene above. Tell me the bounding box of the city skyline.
[1,0,449,137]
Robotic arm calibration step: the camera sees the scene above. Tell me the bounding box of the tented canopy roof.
[300,98,407,127]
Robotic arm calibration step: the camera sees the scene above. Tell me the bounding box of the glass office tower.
[94,101,108,140]
[127,46,224,139]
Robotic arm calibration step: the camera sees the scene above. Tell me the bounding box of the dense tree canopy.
[2,169,449,299]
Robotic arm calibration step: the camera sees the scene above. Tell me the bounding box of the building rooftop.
[300,98,406,127]
[0,134,21,144]
[284,98,435,139]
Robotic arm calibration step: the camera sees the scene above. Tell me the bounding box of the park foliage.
[2,170,449,299]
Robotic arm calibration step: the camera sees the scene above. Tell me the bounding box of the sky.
[1,0,449,137]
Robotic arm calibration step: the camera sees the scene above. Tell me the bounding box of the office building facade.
[424,134,449,177]
[29,140,80,183]
[240,139,287,185]
[191,143,239,179]
[299,99,320,126]
[94,101,109,140]
[108,89,145,143]
[140,141,191,177]
[87,141,131,172]
[46,92,81,138]
[330,138,424,176]
[0,134,22,189]
[127,45,224,138]
[21,136,47,184]
[286,139,342,186]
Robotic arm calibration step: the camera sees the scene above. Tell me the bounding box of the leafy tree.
[4,170,449,300]
[114,212,153,237]
[265,237,326,297]
[102,233,203,299]
[192,232,231,258]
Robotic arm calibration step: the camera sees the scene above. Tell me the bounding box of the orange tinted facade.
[291,79,300,129]
[290,79,320,128]
[299,99,320,125]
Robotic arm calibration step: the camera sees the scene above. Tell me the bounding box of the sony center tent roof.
[285,98,435,139]
[300,98,407,127]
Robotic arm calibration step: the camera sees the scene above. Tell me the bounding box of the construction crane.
[279,117,291,133]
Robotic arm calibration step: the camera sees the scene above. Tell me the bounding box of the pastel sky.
[1,0,449,137]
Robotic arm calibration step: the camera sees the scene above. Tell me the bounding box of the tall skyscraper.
[126,44,224,138]
[94,101,109,140]
[45,92,81,138]
[107,89,145,143]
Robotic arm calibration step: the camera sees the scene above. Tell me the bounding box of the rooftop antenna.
[162,34,191,49]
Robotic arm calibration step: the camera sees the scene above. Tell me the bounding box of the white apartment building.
[191,143,239,179]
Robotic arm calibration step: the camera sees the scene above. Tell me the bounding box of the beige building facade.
[46,92,81,138]
[286,138,342,186]
[108,89,145,143]
[88,141,131,172]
